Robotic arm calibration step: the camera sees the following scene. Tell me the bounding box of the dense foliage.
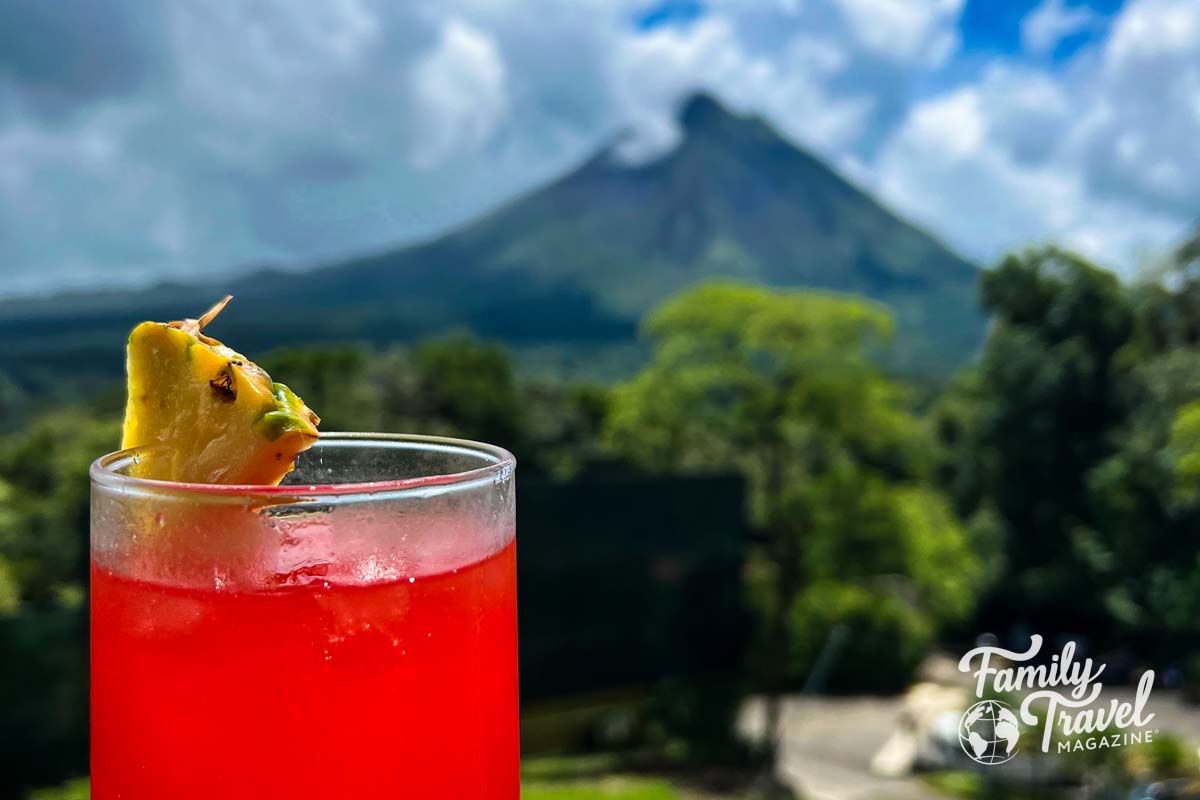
[937,247,1200,657]
[604,282,979,695]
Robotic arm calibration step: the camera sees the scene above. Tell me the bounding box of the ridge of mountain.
[0,92,984,383]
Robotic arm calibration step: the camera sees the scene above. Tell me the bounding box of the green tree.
[935,245,1200,658]
[258,345,381,431]
[0,411,119,609]
[936,247,1140,637]
[606,281,978,766]
[519,380,613,479]
[378,334,527,451]
[1078,248,1200,653]
[0,370,27,432]
[1171,399,1200,505]
[0,410,115,789]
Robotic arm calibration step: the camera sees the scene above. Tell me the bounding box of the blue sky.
[0,0,1194,296]
[961,0,1121,57]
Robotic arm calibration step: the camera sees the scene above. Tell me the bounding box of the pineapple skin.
[122,322,319,485]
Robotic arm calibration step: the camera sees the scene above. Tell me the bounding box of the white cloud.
[610,16,873,163]
[1021,0,1099,55]
[1106,0,1200,62]
[0,0,1196,295]
[1,0,967,295]
[409,18,510,168]
[1077,0,1200,219]
[873,41,1195,270]
[0,105,188,295]
[830,0,963,65]
[875,84,1080,258]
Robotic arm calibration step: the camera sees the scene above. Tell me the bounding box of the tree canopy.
[607,281,979,692]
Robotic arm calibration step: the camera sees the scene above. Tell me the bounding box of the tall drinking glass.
[90,433,518,799]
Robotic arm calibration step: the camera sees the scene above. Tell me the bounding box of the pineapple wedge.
[121,296,320,484]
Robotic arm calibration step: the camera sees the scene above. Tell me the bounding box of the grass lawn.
[920,770,1065,799]
[30,777,705,800]
[522,777,687,799]
[28,762,726,800]
[28,779,89,800]
[520,755,737,800]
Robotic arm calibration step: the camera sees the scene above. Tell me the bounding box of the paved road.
[739,688,1200,800]
[740,696,944,800]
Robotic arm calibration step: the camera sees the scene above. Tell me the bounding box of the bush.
[28,778,90,800]
[786,581,933,693]
[1182,653,1200,704]
[0,610,87,794]
[636,675,752,766]
[1125,732,1199,779]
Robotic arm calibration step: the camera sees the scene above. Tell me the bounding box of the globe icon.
[958,699,1021,765]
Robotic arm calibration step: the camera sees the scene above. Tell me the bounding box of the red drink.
[90,434,518,800]
[91,540,517,798]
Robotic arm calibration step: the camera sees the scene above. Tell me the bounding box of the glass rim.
[90,431,516,500]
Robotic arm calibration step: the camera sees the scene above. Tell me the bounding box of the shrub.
[787,581,933,693]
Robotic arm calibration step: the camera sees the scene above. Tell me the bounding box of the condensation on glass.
[91,433,516,588]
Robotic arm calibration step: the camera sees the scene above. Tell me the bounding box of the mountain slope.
[0,93,983,383]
